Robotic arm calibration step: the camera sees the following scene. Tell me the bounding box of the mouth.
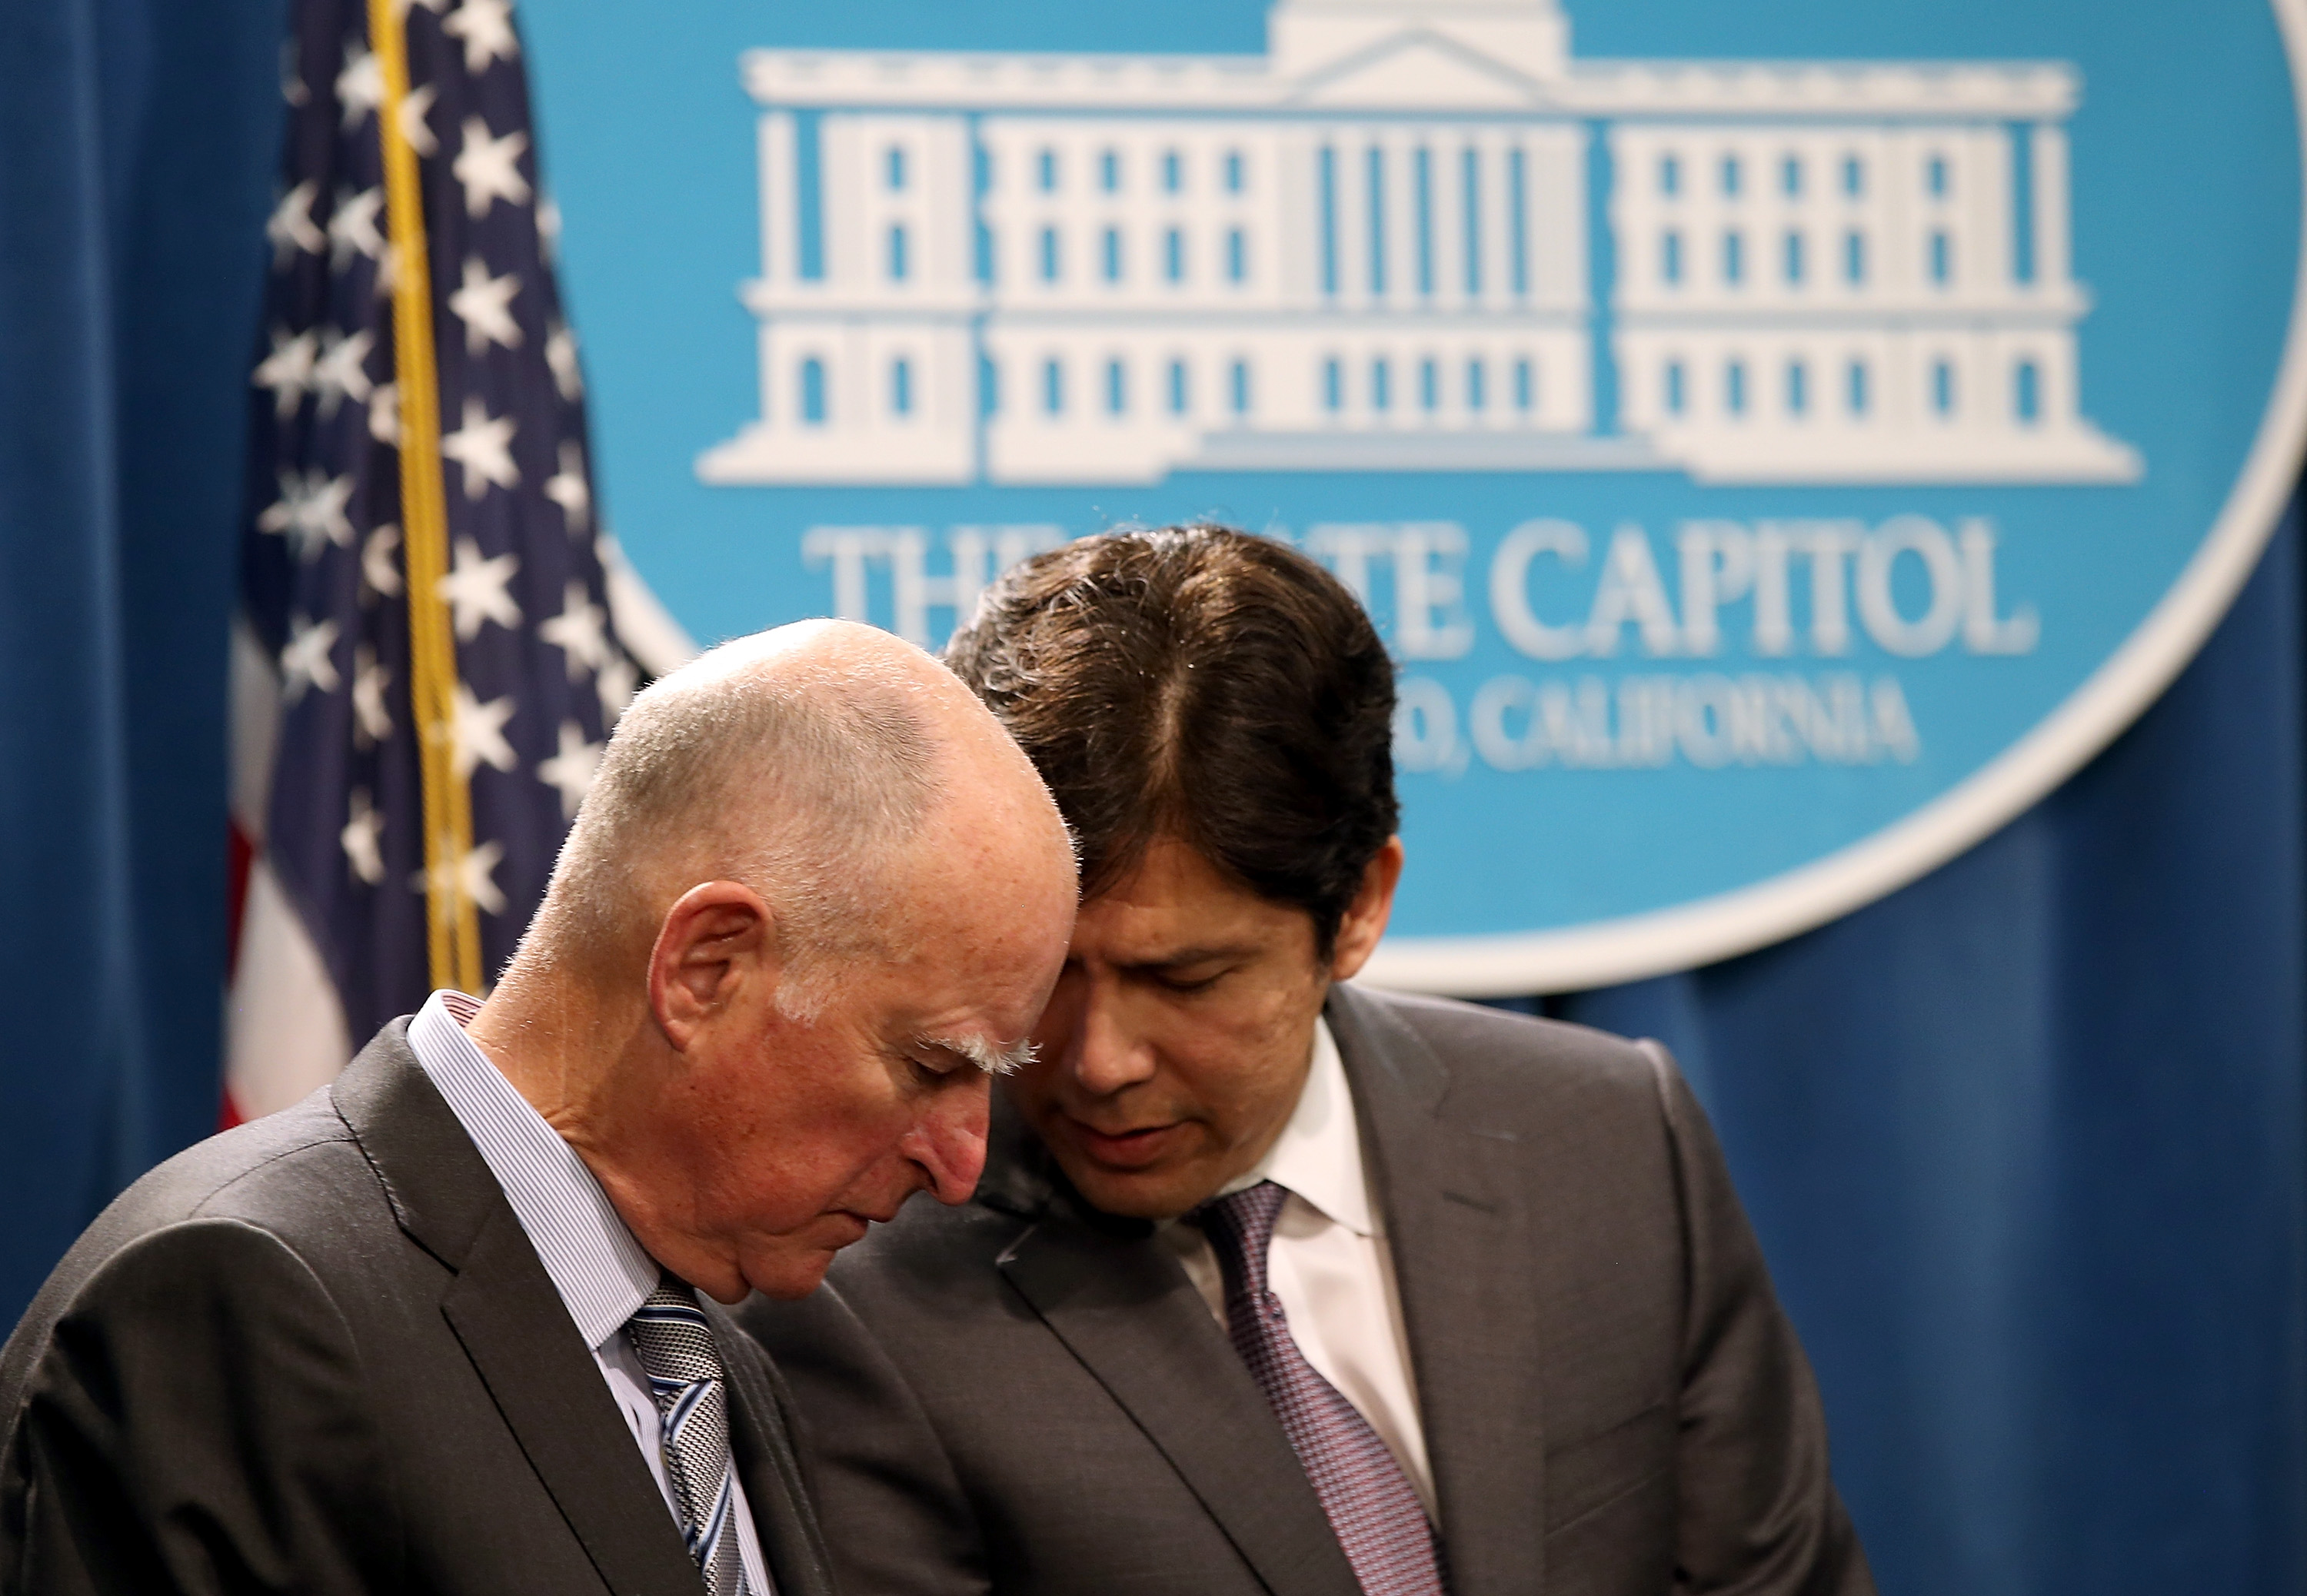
[1061,1116,1186,1172]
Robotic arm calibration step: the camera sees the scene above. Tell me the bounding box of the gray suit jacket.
[744,984,1871,1596]
[0,1021,836,1596]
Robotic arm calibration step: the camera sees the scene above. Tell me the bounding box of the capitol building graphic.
[697,0,2142,487]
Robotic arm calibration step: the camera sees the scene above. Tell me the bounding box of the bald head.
[516,618,1071,1015]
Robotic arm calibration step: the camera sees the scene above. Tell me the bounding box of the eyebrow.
[1120,945,1257,970]
[920,1033,1040,1077]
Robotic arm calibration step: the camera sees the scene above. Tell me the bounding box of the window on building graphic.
[975,221,994,284]
[1720,154,1741,198]
[2015,359,2041,424]
[1227,228,1247,283]
[1039,226,1060,283]
[1420,357,1439,411]
[1105,358,1126,415]
[1725,359,1747,415]
[1847,358,1869,415]
[1722,230,1744,286]
[1229,358,1251,414]
[800,357,827,424]
[1929,230,1951,284]
[1659,153,1680,197]
[1168,358,1188,414]
[1663,359,1685,416]
[890,356,913,417]
[886,146,907,191]
[1102,227,1122,283]
[1042,357,1064,416]
[1037,148,1058,191]
[1100,148,1120,193]
[1927,155,1949,197]
[1662,229,1683,286]
[1514,357,1535,412]
[1162,149,1182,193]
[1842,155,1864,197]
[1164,228,1183,283]
[1371,357,1392,412]
[1781,155,1802,197]
[974,146,993,194]
[979,354,1000,416]
[887,223,909,282]
[1323,357,1343,413]
[1783,230,1805,285]
[1932,359,1955,415]
[1225,150,1245,192]
[1466,357,1486,411]
[1843,230,1866,285]
[1786,359,1808,416]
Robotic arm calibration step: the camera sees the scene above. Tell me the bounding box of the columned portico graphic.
[699,0,2139,487]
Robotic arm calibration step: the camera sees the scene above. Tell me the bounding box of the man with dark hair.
[747,527,1874,1596]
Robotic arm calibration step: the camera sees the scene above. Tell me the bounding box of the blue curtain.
[0,5,2298,1591]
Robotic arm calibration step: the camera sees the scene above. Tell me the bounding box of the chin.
[744,1250,838,1302]
[1066,1160,1208,1223]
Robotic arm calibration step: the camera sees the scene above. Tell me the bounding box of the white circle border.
[1363,0,2307,997]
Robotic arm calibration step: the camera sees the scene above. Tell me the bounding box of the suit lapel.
[996,1211,1362,1596]
[709,1301,837,1596]
[332,1026,703,1596]
[1328,986,1550,1596]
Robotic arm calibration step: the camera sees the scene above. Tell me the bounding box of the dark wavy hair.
[944,525,1399,958]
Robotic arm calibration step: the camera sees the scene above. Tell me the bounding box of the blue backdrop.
[0,3,2297,1593]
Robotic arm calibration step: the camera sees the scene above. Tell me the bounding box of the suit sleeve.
[1642,1044,1876,1596]
[1,1218,398,1596]
[739,1282,993,1596]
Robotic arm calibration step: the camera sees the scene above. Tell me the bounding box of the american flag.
[228,0,647,1119]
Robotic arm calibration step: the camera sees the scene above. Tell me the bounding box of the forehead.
[1077,838,1310,954]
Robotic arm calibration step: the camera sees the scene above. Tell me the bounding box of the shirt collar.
[405,990,660,1349]
[1219,1016,1377,1237]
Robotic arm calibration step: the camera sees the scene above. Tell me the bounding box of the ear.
[647,881,781,1052]
[1327,836,1403,983]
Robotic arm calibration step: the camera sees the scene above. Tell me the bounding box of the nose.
[898,1073,991,1205]
[1066,973,1157,1098]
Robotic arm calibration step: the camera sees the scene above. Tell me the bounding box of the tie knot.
[626,1275,721,1386]
[1196,1179,1289,1290]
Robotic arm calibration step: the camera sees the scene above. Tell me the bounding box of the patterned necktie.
[1198,1181,1447,1595]
[626,1276,749,1596]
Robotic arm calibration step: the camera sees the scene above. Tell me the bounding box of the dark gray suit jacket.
[745,984,1871,1596]
[0,1021,836,1596]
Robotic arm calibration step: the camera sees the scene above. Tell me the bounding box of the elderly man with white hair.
[0,620,1079,1596]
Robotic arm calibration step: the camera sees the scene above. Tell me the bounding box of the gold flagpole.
[366,0,483,995]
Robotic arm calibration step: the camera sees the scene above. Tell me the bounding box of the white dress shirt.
[408,991,772,1592]
[1156,1016,1435,1515]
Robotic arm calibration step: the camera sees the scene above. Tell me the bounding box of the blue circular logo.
[526,0,2307,989]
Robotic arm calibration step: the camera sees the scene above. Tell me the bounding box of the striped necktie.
[1197,1181,1447,1595]
[626,1276,749,1596]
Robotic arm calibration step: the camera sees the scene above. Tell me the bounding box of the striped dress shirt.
[408,990,773,1592]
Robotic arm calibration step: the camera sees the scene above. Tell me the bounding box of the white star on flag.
[544,320,583,401]
[281,616,342,703]
[536,720,602,820]
[419,836,507,918]
[447,682,518,779]
[399,85,439,158]
[341,788,387,884]
[448,257,521,354]
[453,117,531,219]
[544,441,590,533]
[441,396,518,498]
[312,328,375,417]
[369,381,400,445]
[336,42,381,129]
[361,523,404,600]
[438,535,521,639]
[328,185,384,271]
[268,180,326,263]
[351,644,394,746]
[598,651,639,728]
[538,580,608,679]
[443,0,520,75]
[257,467,355,560]
[252,327,318,418]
